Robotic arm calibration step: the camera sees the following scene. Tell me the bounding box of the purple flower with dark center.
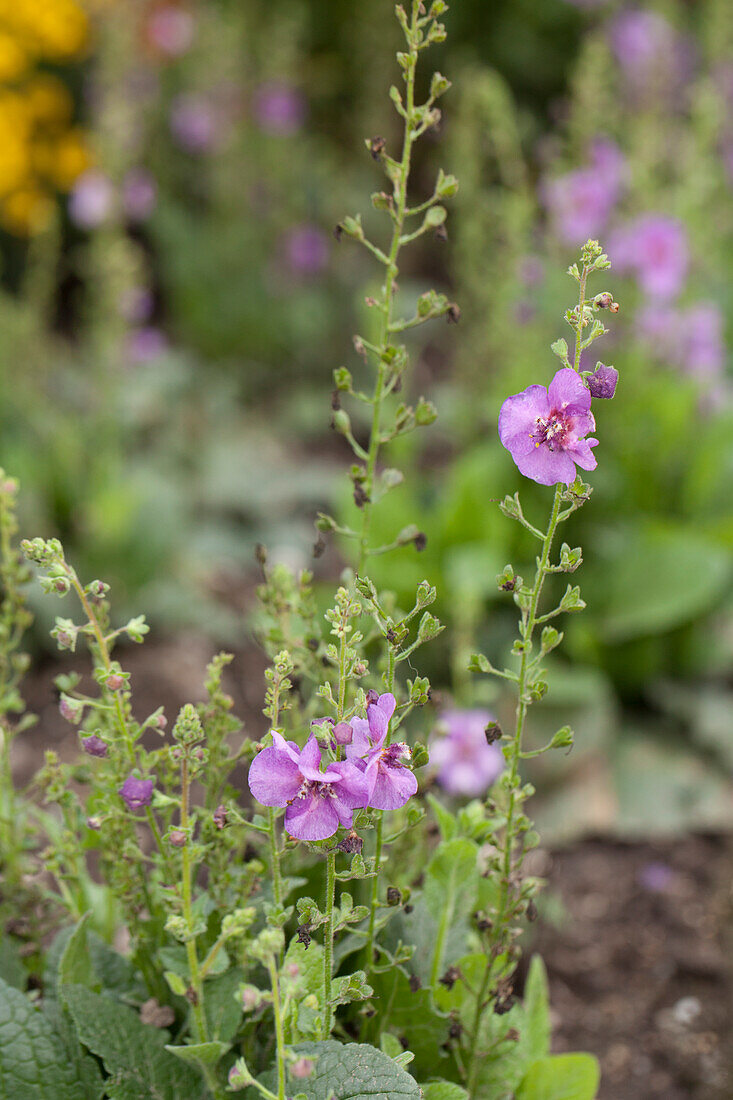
[248,732,367,841]
[429,709,504,797]
[587,363,619,399]
[499,367,598,486]
[345,693,418,811]
[252,81,306,136]
[119,774,154,811]
[81,734,108,758]
[69,170,115,229]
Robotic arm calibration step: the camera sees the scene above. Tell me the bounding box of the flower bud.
[106,674,125,691]
[81,733,109,758]
[228,1059,254,1089]
[587,362,619,399]
[168,830,186,848]
[333,721,353,745]
[60,695,84,724]
[290,1057,315,1079]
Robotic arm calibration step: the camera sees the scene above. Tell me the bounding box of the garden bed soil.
[13,637,733,1100]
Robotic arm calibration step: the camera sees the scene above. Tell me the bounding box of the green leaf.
[165,1040,229,1067]
[204,966,244,1043]
[58,914,97,998]
[426,794,457,841]
[405,838,478,986]
[0,936,26,991]
[0,977,97,1100]
[369,968,451,1081]
[284,1040,421,1099]
[516,1053,600,1100]
[421,1084,469,1100]
[63,985,205,1100]
[596,524,731,642]
[520,955,551,1063]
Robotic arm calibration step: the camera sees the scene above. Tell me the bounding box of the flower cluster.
[248,692,418,840]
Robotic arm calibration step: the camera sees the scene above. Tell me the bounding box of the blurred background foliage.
[0,0,731,835]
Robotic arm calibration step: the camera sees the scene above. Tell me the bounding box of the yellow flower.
[49,126,92,190]
[0,30,27,80]
[26,72,73,126]
[1,185,55,234]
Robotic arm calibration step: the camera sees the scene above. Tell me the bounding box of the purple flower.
[638,860,674,893]
[609,10,692,97]
[248,732,367,841]
[499,367,599,486]
[542,140,624,245]
[633,216,689,299]
[252,81,306,136]
[587,363,618,399]
[128,326,169,364]
[146,6,195,57]
[345,693,418,811]
[122,169,157,221]
[638,302,725,379]
[429,710,504,797]
[81,734,108,758]
[117,286,154,325]
[69,170,114,229]
[170,94,219,152]
[119,774,154,811]
[284,225,329,276]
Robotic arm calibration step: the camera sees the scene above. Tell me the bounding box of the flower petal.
[330,761,370,808]
[567,437,598,471]
[498,385,549,453]
[298,735,323,781]
[548,367,591,414]
[248,747,302,806]
[514,443,578,486]
[345,717,372,759]
[271,730,302,765]
[369,763,418,811]
[285,790,339,841]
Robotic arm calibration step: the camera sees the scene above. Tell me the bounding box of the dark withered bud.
[185,986,199,1006]
[306,636,319,651]
[334,224,344,241]
[449,1020,463,1039]
[369,135,386,159]
[403,903,413,914]
[213,804,228,830]
[386,886,401,907]
[409,974,421,993]
[353,484,370,509]
[296,925,312,948]
[594,292,614,309]
[255,543,267,567]
[386,628,398,644]
[414,531,427,552]
[446,303,461,324]
[500,576,516,592]
[439,966,461,990]
[505,1027,520,1041]
[435,224,448,242]
[336,830,363,854]
[365,689,380,705]
[477,916,492,933]
[312,535,326,559]
[485,721,502,745]
[331,390,341,411]
[494,994,515,1015]
[526,899,538,922]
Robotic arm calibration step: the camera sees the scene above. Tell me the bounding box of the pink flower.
[542,140,625,245]
[345,693,418,811]
[248,732,367,841]
[252,82,306,136]
[429,710,504,797]
[499,367,598,486]
[69,170,114,229]
[147,6,195,57]
[119,774,154,811]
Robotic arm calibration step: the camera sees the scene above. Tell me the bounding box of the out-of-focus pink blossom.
[147,6,195,57]
[284,225,329,276]
[118,287,154,325]
[609,10,693,98]
[637,301,726,379]
[429,709,504,798]
[128,327,169,364]
[69,170,115,229]
[610,216,689,300]
[542,140,625,245]
[170,94,220,152]
[252,81,306,135]
[122,168,157,221]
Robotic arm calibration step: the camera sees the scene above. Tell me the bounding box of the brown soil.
[12,638,733,1099]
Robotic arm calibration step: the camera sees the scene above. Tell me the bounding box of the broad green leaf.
[0,936,25,990]
[204,966,244,1043]
[426,794,458,841]
[370,968,451,1080]
[58,914,97,997]
[286,1040,421,1099]
[87,934,141,998]
[516,1053,600,1100]
[595,524,730,642]
[519,955,551,1064]
[63,984,205,1100]
[0,977,97,1100]
[165,1040,229,1067]
[421,1084,469,1100]
[405,838,479,986]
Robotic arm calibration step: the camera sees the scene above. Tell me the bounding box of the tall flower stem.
[466,485,563,1096]
[364,648,394,966]
[321,850,337,1039]
[268,807,283,909]
[267,954,287,1100]
[356,3,420,576]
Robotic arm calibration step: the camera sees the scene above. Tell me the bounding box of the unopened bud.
[169,830,186,848]
[333,721,353,745]
[106,674,124,691]
[290,1057,315,1079]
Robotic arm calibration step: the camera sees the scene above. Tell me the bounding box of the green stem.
[357,5,419,575]
[322,850,336,1038]
[466,485,563,1096]
[267,954,287,1100]
[364,646,394,968]
[268,807,283,908]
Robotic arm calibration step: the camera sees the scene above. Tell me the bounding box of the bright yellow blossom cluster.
[0,0,92,235]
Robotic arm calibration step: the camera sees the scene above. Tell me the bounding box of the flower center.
[532,409,570,451]
[291,778,334,803]
[381,742,411,769]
